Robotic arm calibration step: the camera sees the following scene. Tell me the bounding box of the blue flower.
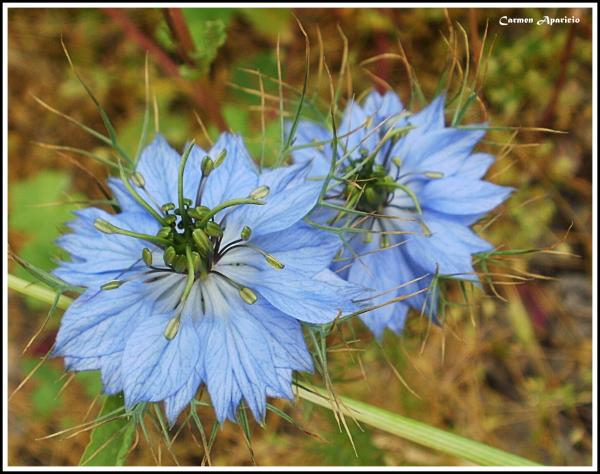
[53,132,363,424]
[291,91,513,339]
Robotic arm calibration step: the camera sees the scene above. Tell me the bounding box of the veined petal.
[200,133,259,210]
[288,120,333,177]
[420,178,513,215]
[456,153,496,180]
[122,314,200,407]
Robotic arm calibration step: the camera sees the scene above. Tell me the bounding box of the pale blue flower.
[291,91,513,339]
[53,132,362,424]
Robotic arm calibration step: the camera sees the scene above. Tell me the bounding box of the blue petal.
[53,283,151,359]
[250,222,341,275]
[338,100,379,159]
[122,313,200,407]
[456,153,495,180]
[401,211,485,279]
[288,120,333,177]
[363,90,405,127]
[226,165,322,238]
[164,367,203,425]
[420,178,513,215]
[54,208,159,288]
[200,133,259,210]
[393,127,486,179]
[407,94,446,132]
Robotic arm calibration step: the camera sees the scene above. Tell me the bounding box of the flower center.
[345,159,396,214]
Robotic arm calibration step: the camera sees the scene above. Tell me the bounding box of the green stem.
[197,198,264,227]
[7,274,541,467]
[294,383,540,466]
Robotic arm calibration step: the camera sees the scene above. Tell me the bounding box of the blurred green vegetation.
[7,7,592,467]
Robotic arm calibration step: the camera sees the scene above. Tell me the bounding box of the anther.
[205,221,223,238]
[192,229,213,255]
[164,316,181,340]
[264,253,285,270]
[214,149,227,168]
[380,234,391,249]
[424,171,444,179]
[142,248,153,266]
[161,202,176,213]
[249,185,270,200]
[131,172,145,188]
[163,246,176,266]
[202,156,214,177]
[101,280,124,290]
[239,287,258,305]
[94,219,115,234]
[241,226,252,241]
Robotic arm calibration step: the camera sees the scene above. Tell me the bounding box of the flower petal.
[122,314,200,407]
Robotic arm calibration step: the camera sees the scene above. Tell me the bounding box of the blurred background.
[7,7,593,466]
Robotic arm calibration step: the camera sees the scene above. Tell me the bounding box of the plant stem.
[294,382,540,466]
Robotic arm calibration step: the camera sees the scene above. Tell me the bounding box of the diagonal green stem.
[8,274,541,466]
[294,382,540,466]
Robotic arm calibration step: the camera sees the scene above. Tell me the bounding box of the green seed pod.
[202,156,214,177]
[239,287,258,305]
[164,316,181,340]
[163,246,176,267]
[101,280,124,290]
[249,185,270,200]
[192,229,213,254]
[142,248,153,266]
[205,221,223,238]
[240,225,252,241]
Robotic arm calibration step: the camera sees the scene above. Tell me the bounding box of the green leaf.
[80,394,135,466]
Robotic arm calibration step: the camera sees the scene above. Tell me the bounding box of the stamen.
[239,287,258,305]
[163,246,176,266]
[131,171,145,188]
[164,315,181,340]
[201,156,214,177]
[205,221,223,238]
[240,226,252,241]
[94,219,171,246]
[249,185,270,200]
[423,171,444,179]
[192,228,212,255]
[214,148,227,168]
[142,248,153,266]
[101,280,125,290]
[161,202,176,213]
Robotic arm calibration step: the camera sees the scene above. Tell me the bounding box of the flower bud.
[239,287,257,305]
